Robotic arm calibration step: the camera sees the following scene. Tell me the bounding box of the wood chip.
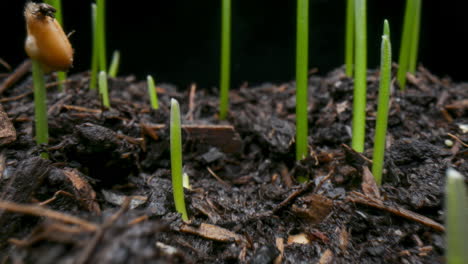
[0,104,16,145]
[63,169,101,214]
[318,249,334,264]
[361,166,381,199]
[287,233,310,245]
[180,223,246,244]
[274,237,284,264]
[144,124,242,153]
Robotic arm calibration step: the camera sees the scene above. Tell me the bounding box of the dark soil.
[0,65,467,263]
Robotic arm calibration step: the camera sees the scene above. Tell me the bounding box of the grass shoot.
[98,71,110,107]
[170,98,189,221]
[108,50,120,77]
[351,0,367,153]
[219,0,231,120]
[295,0,309,161]
[147,75,159,110]
[397,0,422,90]
[90,3,98,89]
[96,0,107,72]
[345,0,355,77]
[371,20,392,185]
[45,0,67,91]
[445,168,468,264]
[31,60,49,157]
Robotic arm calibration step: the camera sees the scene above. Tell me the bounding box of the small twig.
[0,200,98,231]
[347,192,444,232]
[39,190,75,206]
[0,58,12,71]
[76,197,131,264]
[0,60,31,95]
[272,181,315,214]
[0,91,33,103]
[63,105,102,114]
[207,167,231,187]
[447,133,468,148]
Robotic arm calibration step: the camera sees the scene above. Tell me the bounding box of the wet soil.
[0,66,467,263]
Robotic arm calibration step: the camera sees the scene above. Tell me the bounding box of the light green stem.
[408,0,421,74]
[170,99,189,221]
[108,50,120,77]
[147,75,159,110]
[372,20,392,185]
[295,0,309,161]
[351,0,367,153]
[97,0,107,72]
[345,0,355,77]
[397,0,416,90]
[219,0,231,120]
[32,60,49,158]
[98,71,110,107]
[445,168,468,264]
[90,3,98,90]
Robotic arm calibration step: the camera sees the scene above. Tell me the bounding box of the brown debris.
[291,194,333,225]
[318,249,334,264]
[0,60,31,95]
[0,104,16,145]
[347,191,445,232]
[361,166,381,199]
[144,124,242,153]
[0,200,98,231]
[63,169,101,214]
[180,223,246,245]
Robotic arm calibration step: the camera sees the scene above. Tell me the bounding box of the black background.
[2,0,467,88]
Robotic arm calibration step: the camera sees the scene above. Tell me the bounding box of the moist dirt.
[0,66,467,263]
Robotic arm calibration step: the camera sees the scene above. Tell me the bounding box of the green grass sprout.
[96,0,107,72]
[351,0,367,153]
[45,0,67,91]
[98,71,110,107]
[108,50,120,78]
[147,75,159,110]
[170,98,189,221]
[31,60,49,158]
[371,20,392,185]
[345,0,355,77]
[90,3,98,90]
[408,0,421,74]
[219,0,231,120]
[295,0,309,161]
[445,168,468,264]
[397,0,421,90]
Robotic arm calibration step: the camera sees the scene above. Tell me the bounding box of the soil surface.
[0,65,467,263]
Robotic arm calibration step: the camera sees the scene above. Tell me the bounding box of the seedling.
[97,0,107,72]
[219,0,231,120]
[98,71,110,107]
[397,0,421,90]
[170,99,189,221]
[295,0,309,161]
[44,0,67,91]
[108,50,120,77]
[90,0,107,89]
[345,0,355,77]
[371,20,392,185]
[351,0,367,153]
[90,3,98,89]
[147,75,159,110]
[24,2,73,157]
[445,168,468,264]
